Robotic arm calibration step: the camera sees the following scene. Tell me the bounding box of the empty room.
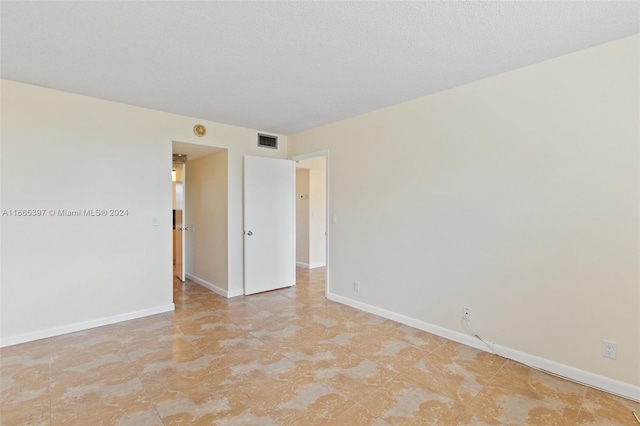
[1,2,639,425]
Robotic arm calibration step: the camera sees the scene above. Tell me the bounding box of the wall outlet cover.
[602,340,617,359]
[463,306,472,321]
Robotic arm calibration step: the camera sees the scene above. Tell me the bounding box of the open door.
[244,156,295,295]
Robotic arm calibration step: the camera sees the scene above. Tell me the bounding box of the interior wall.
[288,35,640,387]
[296,167,310,266]
[297,157,327,268]
[0,79,288,345]
[0,80,173,344]
[185,150,229,290]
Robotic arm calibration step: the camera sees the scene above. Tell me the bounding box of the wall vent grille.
[258,134,278,149]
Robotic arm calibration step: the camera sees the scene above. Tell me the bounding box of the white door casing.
[244,156,295,295]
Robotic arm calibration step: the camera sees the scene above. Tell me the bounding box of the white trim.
[0,304,175,348]
[325,152,330,297]
[227,288,244,298]
[290,149,330,162]
[326,292,640,403]
[296,262,310,269]
[186,273,242,298]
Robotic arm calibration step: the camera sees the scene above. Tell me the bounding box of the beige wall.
[1,80,172,343]
[289,35,640,387]
[1,79,288,344]
[296,168,310,265]
[185,151,228,290]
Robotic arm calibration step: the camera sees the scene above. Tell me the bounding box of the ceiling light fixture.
[172,153,188,163]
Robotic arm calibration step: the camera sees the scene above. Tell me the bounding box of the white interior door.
[244,155,295,295]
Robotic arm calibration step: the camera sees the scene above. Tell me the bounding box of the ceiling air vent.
[258,134,278,149]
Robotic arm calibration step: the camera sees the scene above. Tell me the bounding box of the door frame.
[289,150,331,296]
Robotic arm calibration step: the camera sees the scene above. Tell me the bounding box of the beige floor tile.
[48,329,123,359]
[302,350,398,403]
[456,361,588,425]
[0,339,50,369]
[391,324,449,352]
[1,266,636,425]
[137,348,254,384]
[277,340,354,369]
[50,400,162,426]
[251,377,357,425]
[354,337,427,374]
[194,333,267,353]
[575,387,640,425]
[1,396,51,426]
[212,411,278,426]
[1,346,51,425]
[358,375,465,425]
[332,403,393,426]
[399,341,506,404]
[50,377,157,426]
[489,360,587,399]
[200,347,308,397]
[235,311,286,332]
[1,364,49,401]
[249,322,325,345]
[152,386,255,425]
[288,309,346,339]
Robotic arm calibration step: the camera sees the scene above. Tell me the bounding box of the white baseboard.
[0,304,175,348]
[186,273,242,298]
[228,288,244,298]
[296,262,310,268]
[326,292,640,403]
[493,343,640,403]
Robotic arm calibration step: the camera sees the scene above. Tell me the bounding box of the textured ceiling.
[1,2,638,135]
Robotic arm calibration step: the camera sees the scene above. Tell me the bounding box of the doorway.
[291,151,330,294]
[172,162,186,281]
[171,141,228,297]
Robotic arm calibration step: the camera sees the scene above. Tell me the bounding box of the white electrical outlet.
[602,340,617,359]
[463,306,472,321]
[354,281,361,292]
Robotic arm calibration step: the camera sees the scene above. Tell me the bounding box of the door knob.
[246,231,253,236]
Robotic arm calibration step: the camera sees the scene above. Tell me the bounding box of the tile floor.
[1,267,639,425]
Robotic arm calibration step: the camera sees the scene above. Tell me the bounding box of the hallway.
[1,268,637,424]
